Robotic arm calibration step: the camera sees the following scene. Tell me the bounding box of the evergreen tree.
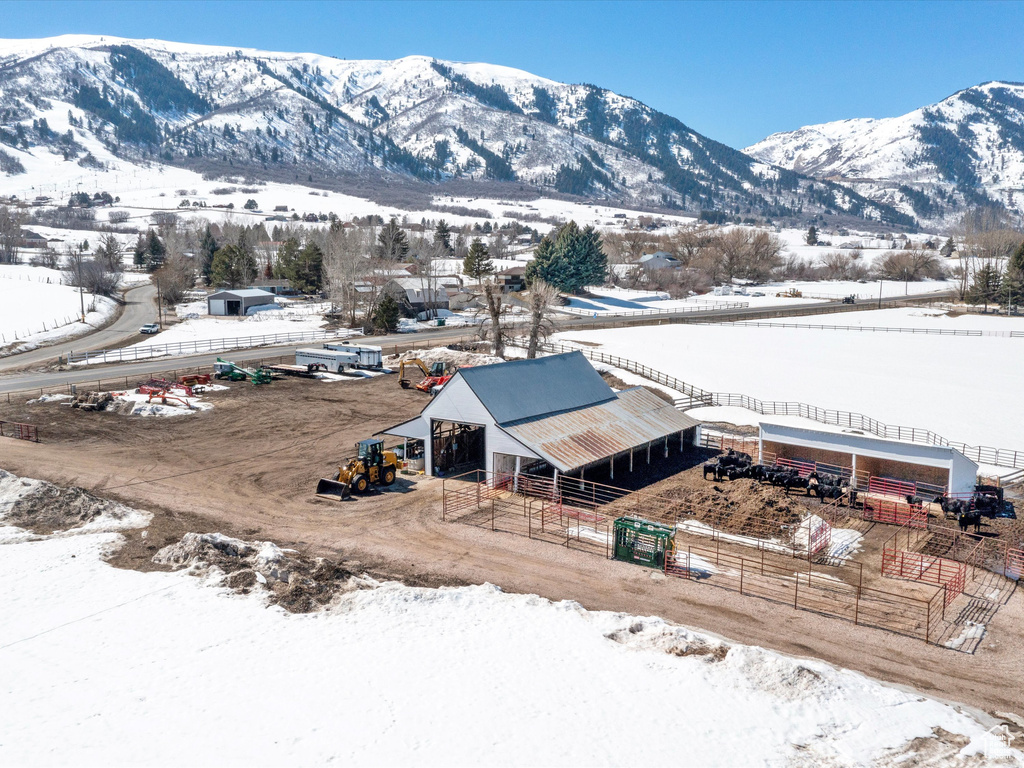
[198,224,218,284]
[453,232,468,259]
[1002,240,1024,307]
[132,233,147,267]
[210,244,257,288]
[371,293,400,333]
[293,241,324,293]
[525,221,607,293]
[463,238,494,280]
[143,229,165,271]
[274,237,301,281]
[967,263,1003,309]
[805,226,818,246]
[940,237,955,258]
[433,219,452,253]
[375,217,409,260]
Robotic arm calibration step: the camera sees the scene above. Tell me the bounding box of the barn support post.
[647,442,651,464]
[514,456,521,494]
[664,437,669,458]
[851,454,859,489]
[610,455,614,481]
[629,448,633,473]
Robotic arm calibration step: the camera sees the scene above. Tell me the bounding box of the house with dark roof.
[638,251,680,270]
[379,351,698,481]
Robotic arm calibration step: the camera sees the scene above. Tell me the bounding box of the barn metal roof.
[458,351,615,426]
[502,387,699,473]
[207,288,276,299]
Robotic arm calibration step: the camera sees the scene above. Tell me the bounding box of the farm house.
[380,352,698,481]
[758,421,979,495]
[206,288,276,316]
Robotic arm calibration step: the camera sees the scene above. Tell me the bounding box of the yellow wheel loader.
[315,438,400,500]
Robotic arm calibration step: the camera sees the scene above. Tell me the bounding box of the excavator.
[396,358,457,393]
[315,439,400,500]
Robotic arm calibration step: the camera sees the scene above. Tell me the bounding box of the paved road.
[0,290,950,395]
[0,283,158,373]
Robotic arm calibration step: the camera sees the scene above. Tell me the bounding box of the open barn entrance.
[431,419,485,476]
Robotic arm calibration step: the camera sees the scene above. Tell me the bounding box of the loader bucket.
[315,477,350,500]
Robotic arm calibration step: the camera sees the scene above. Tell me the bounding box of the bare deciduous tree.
[525,279,558,359]
[480,280,508,358]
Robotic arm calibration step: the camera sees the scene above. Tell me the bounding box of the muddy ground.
[1,372,1023,723]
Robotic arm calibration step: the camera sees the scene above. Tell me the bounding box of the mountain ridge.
[745,81,1024,226]
[0,35,915,228]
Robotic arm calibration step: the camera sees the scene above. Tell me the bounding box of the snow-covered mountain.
[745,81,1024,226]
[0,35,914,227]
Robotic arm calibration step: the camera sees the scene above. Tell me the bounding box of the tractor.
[315,438,400,500]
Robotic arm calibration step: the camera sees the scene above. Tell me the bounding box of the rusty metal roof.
[501,387,699,473]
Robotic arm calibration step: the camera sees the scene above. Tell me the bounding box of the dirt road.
[1,374,1021,720]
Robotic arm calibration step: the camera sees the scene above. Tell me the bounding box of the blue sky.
[2,0,1022,148]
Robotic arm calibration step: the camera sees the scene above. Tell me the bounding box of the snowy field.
[556,314,1024,450]
[0,471,1018,767]
[133,313,328,349]
[741,306,1024,334]
[0,264,116,350]
[564,281,953,317]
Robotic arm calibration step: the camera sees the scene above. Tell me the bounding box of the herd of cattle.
[703,450,850,500]
[703,449,1014,533]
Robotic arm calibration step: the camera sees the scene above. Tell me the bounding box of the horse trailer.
[322,342,383,369]
[295,348,359,374]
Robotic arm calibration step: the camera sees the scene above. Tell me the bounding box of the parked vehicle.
[139,323,160,334]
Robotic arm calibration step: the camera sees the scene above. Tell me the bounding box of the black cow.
[703,462,719,480]
[958,510,982,534]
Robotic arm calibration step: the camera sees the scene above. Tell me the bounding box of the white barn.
[380,352,698,481]
[758,421,979,495]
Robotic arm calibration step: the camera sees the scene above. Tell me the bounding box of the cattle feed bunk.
[441,469,1018,651]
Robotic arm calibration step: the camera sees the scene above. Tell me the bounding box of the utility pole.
[76,246,85,323]
[155,277,163,329]
[878,280,883,309]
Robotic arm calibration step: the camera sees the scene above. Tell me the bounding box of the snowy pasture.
[0,264,115,349]
[556,312,1024,450]
[0,480,1019,766]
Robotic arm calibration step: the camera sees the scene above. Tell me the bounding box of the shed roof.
[458,352,615,425]
[503,387,698,472]
[759,421,978,469]
[208,288,276,300]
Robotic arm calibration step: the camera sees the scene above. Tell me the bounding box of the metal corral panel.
[502,387,698,473]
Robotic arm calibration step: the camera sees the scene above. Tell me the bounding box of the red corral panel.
[882,548,966,607]
[869,476,918,498]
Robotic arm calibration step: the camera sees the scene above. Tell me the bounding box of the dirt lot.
[2,374,1023,723]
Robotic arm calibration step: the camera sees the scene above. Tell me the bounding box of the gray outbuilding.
[207,288,277,316]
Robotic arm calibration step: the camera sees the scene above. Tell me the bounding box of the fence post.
[491,500,495,532]
[925,600,931,644]
[739,558,744,595]
[794,567,799,609]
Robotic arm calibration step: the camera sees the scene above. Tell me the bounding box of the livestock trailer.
[295,348,359,374]
[322,342,383,369]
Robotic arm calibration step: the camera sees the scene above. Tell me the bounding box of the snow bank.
[0,470,1020,765]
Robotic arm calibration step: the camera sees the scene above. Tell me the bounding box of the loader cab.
[357,438,385,466]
